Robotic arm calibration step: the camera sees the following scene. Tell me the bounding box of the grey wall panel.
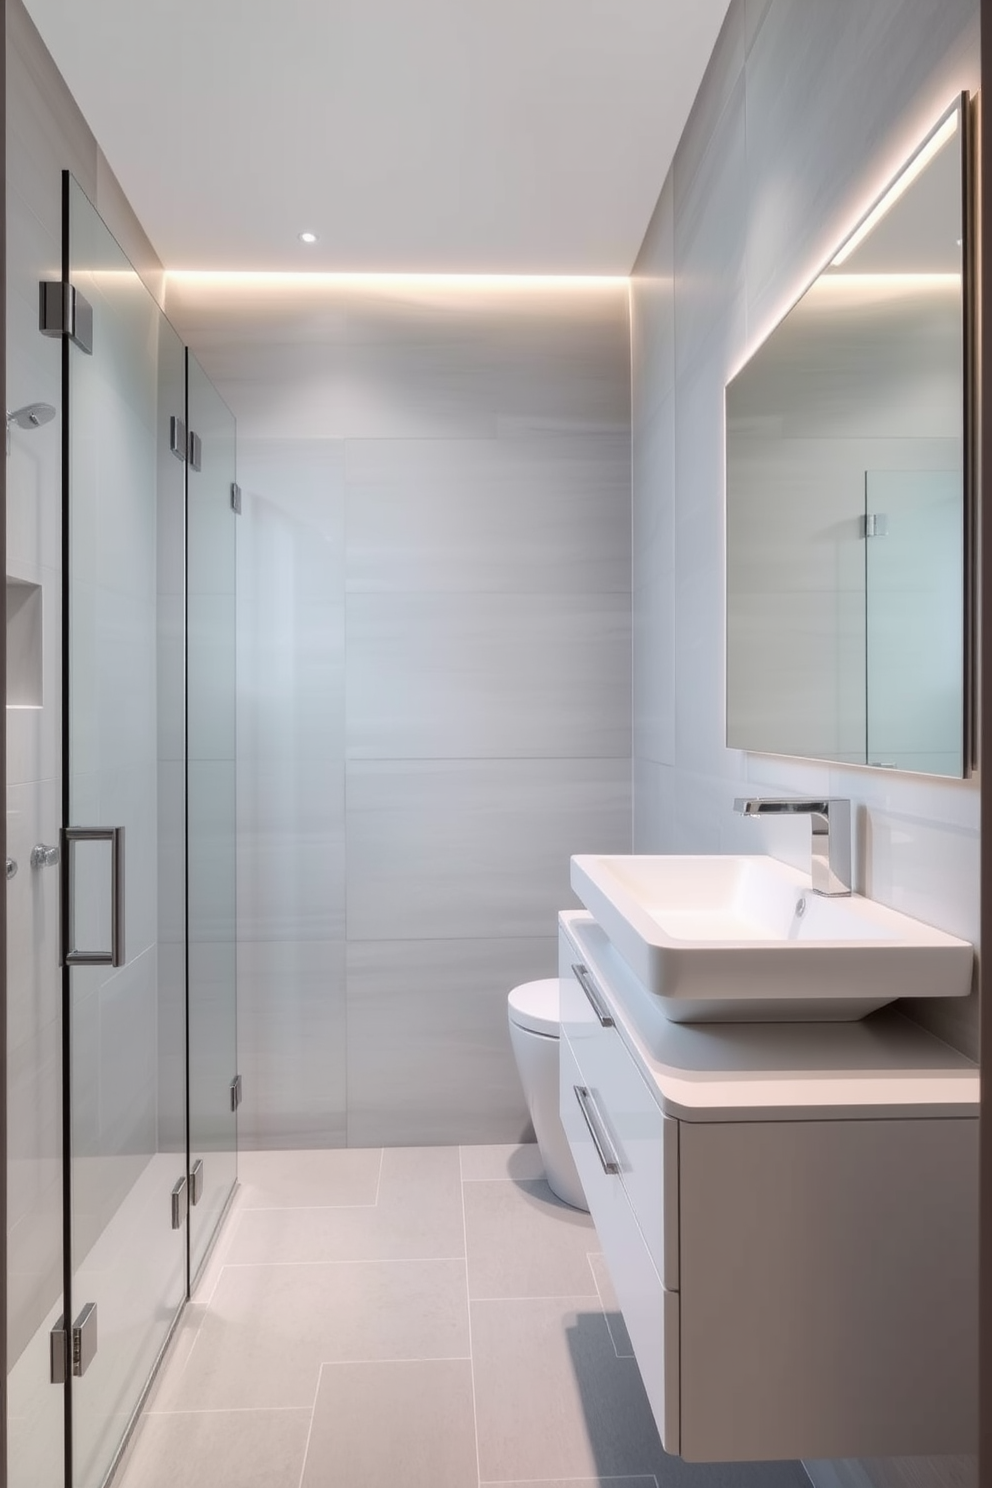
[346,937,558,1147]
[632,393,675,596]
[346,592,631,761]
[345,435,631,595]
[347,758,631,942]
[631,179,675,436]
[744,0,979,340]
[672,74,747,382]
[633,577,676,767]
[237,940,347,1151]
[174,280,634,1147]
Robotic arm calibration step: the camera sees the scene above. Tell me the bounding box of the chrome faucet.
[733,797,852,897]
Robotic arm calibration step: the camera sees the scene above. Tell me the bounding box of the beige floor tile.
[227,1145,464,1264]
[301,1359,477,1488]
[154,1258,469,1412]
[464,1178,598,1299]
[237,1147,382,1209]
[459,1141,545,1182]
[588,1251,635,1356]
[471,1296,666,1482]
[116,1408,311,1488]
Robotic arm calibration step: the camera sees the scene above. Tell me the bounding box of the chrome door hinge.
[231,1074,243,1112]
[188,429,202,471]
[71,1303,98,1378]
[190,1158,204,1206]
[171,1175,188,1230]
[170,416,187,463]
[231,482,242,515]
[39,281,93,354]
[50,1319,68,1384]
[862,512,888,538]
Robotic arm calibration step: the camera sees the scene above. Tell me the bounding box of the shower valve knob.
[31,843,60,870]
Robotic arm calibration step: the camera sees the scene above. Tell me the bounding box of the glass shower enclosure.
[6,174,238,1488]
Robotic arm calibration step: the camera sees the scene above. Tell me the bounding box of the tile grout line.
[296,1364,324,1488]
[478,1478,660,1486]
[585,1251,632,1360]
[479,1478,659,1486]
[142,1353,478,1418]
[216,1255,467,1269]
[373,1145,385,1206]
[460,1164,484,1488]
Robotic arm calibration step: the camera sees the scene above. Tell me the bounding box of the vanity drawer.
[560,1030,680,1454]
[560,955,679,1289]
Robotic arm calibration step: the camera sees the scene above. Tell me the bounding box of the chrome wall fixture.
[5,401,56,454]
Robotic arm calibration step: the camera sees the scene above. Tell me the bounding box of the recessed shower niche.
[6,574,43,708]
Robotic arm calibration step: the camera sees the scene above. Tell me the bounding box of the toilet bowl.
[507,979,588,1211]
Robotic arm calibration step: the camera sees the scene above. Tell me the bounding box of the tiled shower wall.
[167,277,633,1149]
[628,2,979,1486]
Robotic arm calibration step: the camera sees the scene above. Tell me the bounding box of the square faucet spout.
[732,797,852,896]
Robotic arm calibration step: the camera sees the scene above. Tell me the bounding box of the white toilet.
[507,979,588,1211]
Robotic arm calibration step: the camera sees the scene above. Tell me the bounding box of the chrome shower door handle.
[60,825,125,967]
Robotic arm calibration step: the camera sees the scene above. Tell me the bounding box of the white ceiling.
[22,0,731,274]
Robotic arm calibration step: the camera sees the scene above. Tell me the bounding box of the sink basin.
[570,854,974,1022]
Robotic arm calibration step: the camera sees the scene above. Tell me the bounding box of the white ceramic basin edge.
[570,854,974,1023]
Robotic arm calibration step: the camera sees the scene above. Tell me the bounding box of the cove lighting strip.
[830,111,959,268]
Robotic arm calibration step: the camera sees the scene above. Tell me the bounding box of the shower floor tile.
[113,1142,813,1488]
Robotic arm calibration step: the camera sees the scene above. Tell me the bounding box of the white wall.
[167,275,633,1148]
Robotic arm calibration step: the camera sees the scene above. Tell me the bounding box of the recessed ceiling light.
[298,231,318,245]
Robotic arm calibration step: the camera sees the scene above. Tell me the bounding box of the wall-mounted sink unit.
[558,909,979,1461]
[570,853,973,1024]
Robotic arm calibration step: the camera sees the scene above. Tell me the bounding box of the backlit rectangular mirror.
[726,96,971,777]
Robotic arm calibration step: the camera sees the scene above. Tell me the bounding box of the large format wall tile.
[237,940,347,1150]
[346,592,631,760]
[345,435,630,595]
[744,0,978,339]
[181,274,633,1147]
[346,937,558,1147]
[347,759,630,941]
[630,178,675,433]
[672,73,747,381]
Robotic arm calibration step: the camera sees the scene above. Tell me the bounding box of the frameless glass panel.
[5,251,65,1484]
[865,468,963,774]
[66,175,187,1488]
[186,352,238,1281]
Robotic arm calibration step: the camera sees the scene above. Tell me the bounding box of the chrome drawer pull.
[574,1085,620,1175]
[571,963,614,1027]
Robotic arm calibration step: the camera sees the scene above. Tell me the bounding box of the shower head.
[7,402,56,430]
[6,402,56,454]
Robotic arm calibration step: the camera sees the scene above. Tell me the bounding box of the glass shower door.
[63,175,187,1488]
[186,352,238,1280]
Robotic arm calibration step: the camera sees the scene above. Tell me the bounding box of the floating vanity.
[558,870,978,1463]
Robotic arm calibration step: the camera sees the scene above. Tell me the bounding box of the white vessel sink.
[570,854,973,1022]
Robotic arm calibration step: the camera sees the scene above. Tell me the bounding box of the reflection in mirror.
[726,99,967,777]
